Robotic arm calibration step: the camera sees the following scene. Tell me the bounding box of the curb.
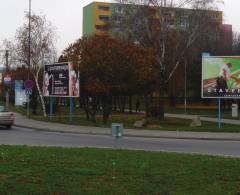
[13,124,110,136]
[13,124,240,142]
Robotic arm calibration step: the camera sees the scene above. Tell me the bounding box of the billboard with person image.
[202,56,240,98]
[43,62,79,97]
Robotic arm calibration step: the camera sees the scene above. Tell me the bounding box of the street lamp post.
[184,60,187,114]
[0,50,10,109]
[27,0,31,117]
[5,50,9,109]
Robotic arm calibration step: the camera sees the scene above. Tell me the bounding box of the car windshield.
[0,106,8,112]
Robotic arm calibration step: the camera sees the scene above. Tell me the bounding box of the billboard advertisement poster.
[43,62,79,97]
[202,56,240,98]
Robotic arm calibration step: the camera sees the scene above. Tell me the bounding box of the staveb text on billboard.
[43,62,79,97]
[202,56,240,98]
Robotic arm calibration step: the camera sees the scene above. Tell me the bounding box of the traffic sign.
[24,80,34,89]
[25,88,32,95]
[3,73,11,85]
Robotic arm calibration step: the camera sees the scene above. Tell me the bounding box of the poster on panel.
[15,80,26,106]
[43,62,79,97]
[202,56,240,98]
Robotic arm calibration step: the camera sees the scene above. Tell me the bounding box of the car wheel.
[6,125,12,129]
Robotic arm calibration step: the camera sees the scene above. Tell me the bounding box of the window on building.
[114,6,123,13]
[99,15,110,22]
[177,16,189,29]
[99,5,110,11]
[95,25,109,31]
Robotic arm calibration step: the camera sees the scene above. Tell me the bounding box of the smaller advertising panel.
[202,56,240,98]
[15,90,27,106]
[43,62,79,97]
[15,80,26,106]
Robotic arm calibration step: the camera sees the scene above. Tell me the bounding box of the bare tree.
[0,39,18,70]
[232,31,240,55]
[15,12,57,117]
[111,0,223,118]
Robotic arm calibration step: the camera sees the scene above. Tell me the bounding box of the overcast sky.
[0,0,238,56]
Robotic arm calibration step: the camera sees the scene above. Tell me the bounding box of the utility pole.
[5,50,9,109]
[27,0,31,117]
[5,50,9,71]
[184,60,187,114]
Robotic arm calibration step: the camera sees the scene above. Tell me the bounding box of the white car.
[0,106,14,129]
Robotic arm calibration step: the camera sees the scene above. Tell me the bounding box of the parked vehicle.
[0,106,14,129]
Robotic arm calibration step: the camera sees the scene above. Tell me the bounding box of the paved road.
[1,126,240,157]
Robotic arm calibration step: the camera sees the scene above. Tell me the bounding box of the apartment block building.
[83,2,112,36]
[83,1,232,53]
[83,2,226,35]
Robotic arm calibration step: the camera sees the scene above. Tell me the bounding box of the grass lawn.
[166,107,237,119]
[5,102,240,132]
[29,113,240,133]
[0,146,239,194]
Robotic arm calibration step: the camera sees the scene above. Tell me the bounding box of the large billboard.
[202,56,240,98]
[43,62,79,97]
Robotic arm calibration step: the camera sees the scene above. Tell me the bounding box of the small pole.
[69,97,74,122]
[5,50,9,109]
[27,0,31,118]
[5,90,9,110]
[26,90,30,117]
[184,61,187,114]
[49,97,54,119]
[5,50,9,71]
[218,98,221,128]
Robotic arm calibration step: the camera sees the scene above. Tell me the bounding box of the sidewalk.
[166,113,240,125]
[13,113,240,141]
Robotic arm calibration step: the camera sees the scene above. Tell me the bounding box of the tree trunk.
[102,95,112,124]
[89,96,99,123]
[129,95,132,113]
[90,110,96,122]
[144,94,150,117]
[120,96,126,112]
[82,95,90,120]
[158,87,165,120]
[117,96,121,112]
[34,76,47,117]
[113,96,117,111]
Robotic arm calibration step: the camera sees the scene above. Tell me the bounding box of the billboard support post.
[27,95,30,117]
[69,97,74,122]
[49,97,54,119]
[184,61,187,114]
[218,98,221,128]
[5,90,9,110]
